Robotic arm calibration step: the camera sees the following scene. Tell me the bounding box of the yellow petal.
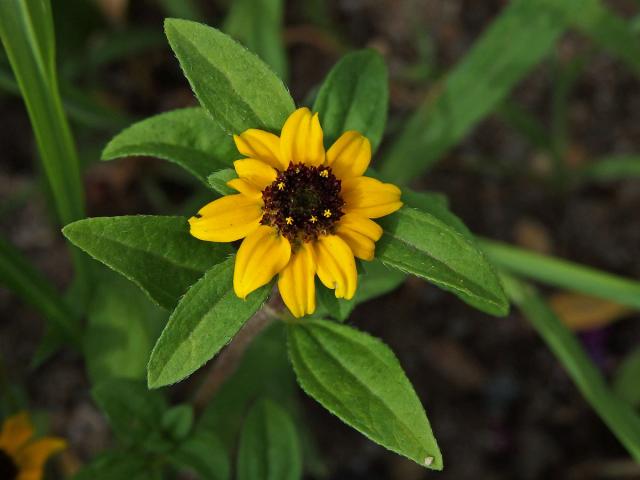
[336,228,374,261]
[342,176,403,218]
[336,213,382,261]
[0,412,33,455]
[338,213,383,241]
[15,437,66,473]
[233,159,278,190]
[189,195,262,242]
[234,129,287,170]
[278,243,316,318]
[226,178,262,200]
[280,107,325,167]
[326,131,371,179]
[234,226,291,299]
[314,235,357,299]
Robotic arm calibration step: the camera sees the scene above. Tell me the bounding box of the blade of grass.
[570,0,640,74]
[579,155,640,182]
[0,0,89,290]
[380,0,640,183]
[0,235,80,348]
[379,0,573,183]
[480,239,640,310]
[501,273,640,460]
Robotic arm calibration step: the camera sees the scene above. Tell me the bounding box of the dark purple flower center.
[261,163,344,242]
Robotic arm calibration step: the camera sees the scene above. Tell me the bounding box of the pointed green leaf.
[63,216,232,309]
[92,379,167,446]
[377,207,508,316]
[164,19,295,134]
[287,319,442,469]
[313,49,388,151]
[147,257,271,388]
[102,107,236,185]
[170,431,230,480]
[224,0,288,80]
[162,404,194,440]
[85,273,165,383]
[73,452,156,480]
[237,399,302,480]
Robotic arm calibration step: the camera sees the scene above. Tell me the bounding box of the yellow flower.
[189,107,402,317]
[0,412,66,480]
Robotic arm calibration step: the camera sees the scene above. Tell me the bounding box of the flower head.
[189,107,402,317]
[0,412,66,480]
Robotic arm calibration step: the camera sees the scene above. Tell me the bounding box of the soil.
[1,1,639,479]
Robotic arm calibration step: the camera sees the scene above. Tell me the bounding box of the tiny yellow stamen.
[277,181,285,190]
[319,169,329,178]
[285,216,293,225]
[309,215,318,224]
[295,167,300,173]
[323,209,332,218]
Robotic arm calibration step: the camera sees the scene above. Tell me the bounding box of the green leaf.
[162,404,194,441]
[208,169,237,196]
[224,0,288,80]
[501,274,640,462]
[73,451,156,480]
[613,348,640,408]
[164,19,295,134]
[237,398,302,480]
[103,107,237,185]
[0,234,80,347]
[85,273,165,384]
[63,216,232,309]
[287,319,442,469]
[0,0,88,284]
[402,189,474,239]
[380,0,571,182]
[579,155,640,182]
[170,431,230,480]
[313,50,388,152]
[92,379,167,446]
[480,239,640,310]
[377,207,508,316]
[147,257,271,388]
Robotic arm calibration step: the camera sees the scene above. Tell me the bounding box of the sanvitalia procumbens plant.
[64,19,510,470]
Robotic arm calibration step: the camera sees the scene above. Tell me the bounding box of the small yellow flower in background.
[0,412,66,480]
[189,107,402,317]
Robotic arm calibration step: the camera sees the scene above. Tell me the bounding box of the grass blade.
[0,235,80,347]
[501,273,640,461]
[481,239,640,310]
[380,0,571,183]
[0,0,85,225]
[0,0,88,288]
[579,155,640,182]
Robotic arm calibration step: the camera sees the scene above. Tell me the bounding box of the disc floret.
[261,163,344,243]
